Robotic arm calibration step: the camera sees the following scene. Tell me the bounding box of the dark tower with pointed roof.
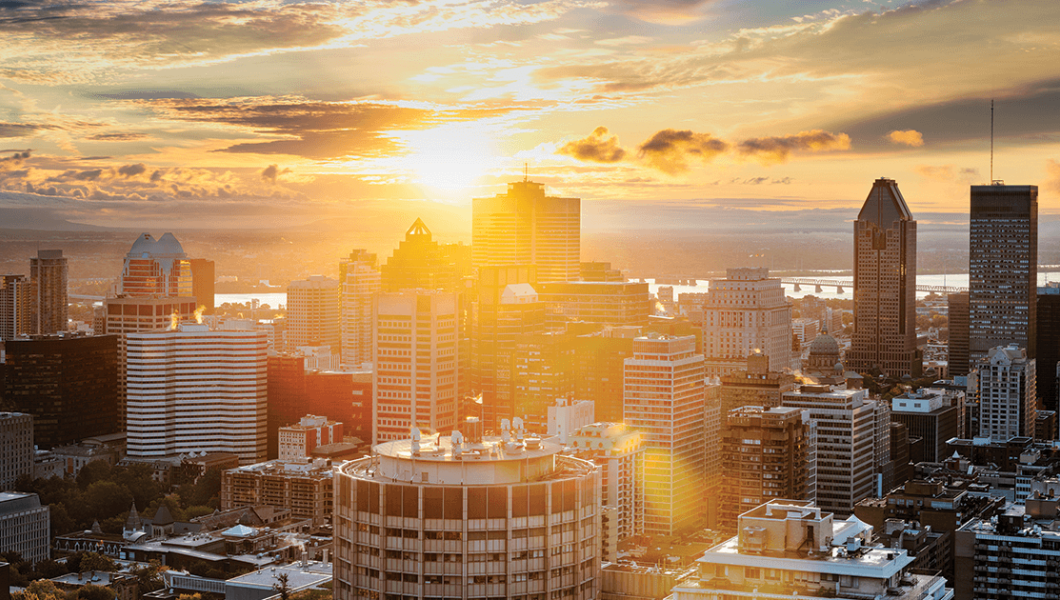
[848,178,920,377]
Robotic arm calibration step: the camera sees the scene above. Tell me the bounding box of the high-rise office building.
[782,384,889,516]
[948,292,970,378]
[848,178,919,378]
[339,249,380,368]
[511,331,576,430]
[0,274,32,341]
[0,412,34,490]
[373,290,459,443]
[536,281,651,330]
[473,180,580,283]
[473,266,545,427]
[30,249,67,334]
[890,388,960,463]
[0,492,51,565]
[699,267,792,378]
[1036,284,1060,412]
[719,351,796,414]
[623,335,705,536]
[977,344,1036,441]
[189,258,215,314]
[125,323,268,465]
[572,325,638,423]
[381,218,461,293]
[333,427,601,600]
[969,184,1038,366]
[720,406,813,532]
[0,334,119,448]
[287,275,340,353]
[118,232,193,298]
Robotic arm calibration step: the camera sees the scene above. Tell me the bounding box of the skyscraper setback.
[473,179,580,283]
[969,184,1038,367]
[848,178,919,378]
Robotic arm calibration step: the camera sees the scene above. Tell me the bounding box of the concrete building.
[333,426,601,600]
[537,281,651,330]
[890,388,961,463]
[782,385,889,517]
[30,249,67,334]
[512,330,576,431]
[720,406,815,532]
[977,344,1036,441]
[189,258,215,315]
[373,290,459,443]
[0,334,119,448]
[572,326,638,423]
[698,267,792,378]
[278,415,344,462]
[948,292,970,378]
[0,413,33,490]
[624,335,705,536]
[568,422,644,562]
[0,274,32,341]
[339,249,380,368]
[0,492,50,565]
[125,323,268,465]
[969,184,1038,368]
[719,351,796,414]
[672,499,953,600]
[791,318,820,347]
[579,262,624,282]
[955,499,1060,600]
[472,179,580,284]
[287,275,340,354]
[380,218,463,293]
[221,458,335,527]
[849,178,919,378]
[547,398,594,444]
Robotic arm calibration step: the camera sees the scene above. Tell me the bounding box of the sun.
[396,122,499,194]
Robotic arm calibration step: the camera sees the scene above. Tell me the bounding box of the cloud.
[915,164,980,184]
[737,130,850,163]
[638,129,728,174]
[1047,160,1060,194]
[0,122,45,138]
[887,129,924,147]
[261,164,292,184]
[86,133,151,142]
[558,127,627,163]
[607,0,717,25]
[117,163,146,177]
[0,149,30,165]
[133,96,508,160]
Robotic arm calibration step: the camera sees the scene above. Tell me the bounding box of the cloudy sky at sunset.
[0,0,1058,231]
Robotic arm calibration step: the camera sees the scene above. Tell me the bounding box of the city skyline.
[0,0,1057,231]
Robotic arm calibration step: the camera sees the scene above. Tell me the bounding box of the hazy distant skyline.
[0,0,1058,229]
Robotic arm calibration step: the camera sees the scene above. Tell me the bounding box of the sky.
[0,0,1058,232]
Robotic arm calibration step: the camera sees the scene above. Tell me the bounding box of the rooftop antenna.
[990,99,994,183]
[524,163,528,182]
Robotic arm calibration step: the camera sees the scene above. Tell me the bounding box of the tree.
[83,481,134,522]
[274,573,292,600]
[76,585,116,600]
[13,579,65,600]
[131,561,166,594]
[76,460,114,490]
[79,552,117,574]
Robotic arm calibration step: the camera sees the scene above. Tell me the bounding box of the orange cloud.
[737,130,850,164]
[638,129,728,174]
[887,129,924,147]
[558,127,627,163]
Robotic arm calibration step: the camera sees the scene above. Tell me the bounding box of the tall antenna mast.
[990,99,994,183]
[524,163,528,182]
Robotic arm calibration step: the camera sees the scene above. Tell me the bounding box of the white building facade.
[977,344,1036,441]
[700,268,793,378]
[125,323,268,465]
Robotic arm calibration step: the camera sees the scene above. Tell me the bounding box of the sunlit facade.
[333,426,601,600]
[623,334,705,536]
[373,290,459,443]
[125,323,268,465]
[699,268,792,378]
[472,180,581,284]
[118,232,193,298]
[30,249,67,334]
[287,275,340,353]
[340,249,380,368]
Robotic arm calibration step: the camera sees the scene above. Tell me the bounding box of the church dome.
[809,331,840,357]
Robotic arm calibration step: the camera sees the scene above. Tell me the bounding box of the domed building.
[802,328,862,388]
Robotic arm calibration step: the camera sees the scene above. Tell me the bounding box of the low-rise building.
[221,459,335,527]
[0,492,50,564]
[672,499,954,600]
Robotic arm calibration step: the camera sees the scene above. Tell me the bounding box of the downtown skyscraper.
[472,179,580,283]
[969,184,1038,368]
[848,178,919,378]
[30,249,67,334]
